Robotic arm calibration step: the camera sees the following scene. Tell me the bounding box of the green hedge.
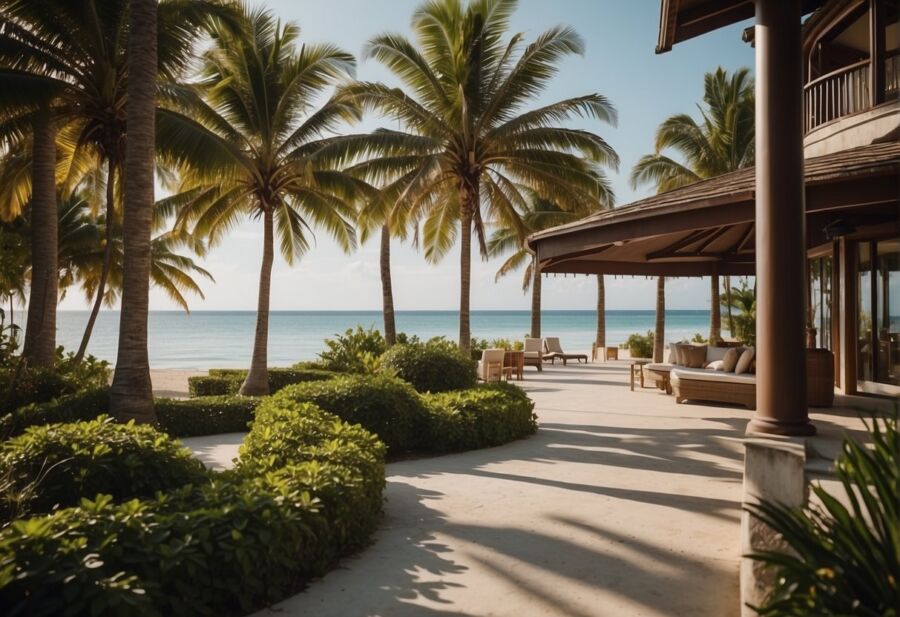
[188,368,336,397]
[273,375,426,452]
[0,417,209,523]
[379,343,477,393]
[0,386,110,439]
[422,382,537,452]
[155,396,260,438]
[0,404,386,616]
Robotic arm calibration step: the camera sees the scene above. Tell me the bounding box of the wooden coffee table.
[630,359,651,391]
[503,350,525,381]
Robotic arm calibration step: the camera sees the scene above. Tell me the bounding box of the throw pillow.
[705,346,729,364]
[706,360,725,371]
[735,347,756,375]
[683,345,707,368]
[673,343,690,366]
[721,348,740,372]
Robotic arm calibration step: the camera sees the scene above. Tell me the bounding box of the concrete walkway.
[179,361,879,616]
[183,362,750,616]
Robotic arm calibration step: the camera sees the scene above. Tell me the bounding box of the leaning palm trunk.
[724,275,734,337]
[110,0,157,423]
[22,103,58,367]
[530,256,541,338]
[709,274,721,343]
[241,208,274,395]
[596,274,606,349]
[75,160,116,361]
[458,198,473,353]
[380,224,396,347]
[653,276,665,362]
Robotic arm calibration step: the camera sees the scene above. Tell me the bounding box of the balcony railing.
[804,60,871,133]
[887,52,899,99]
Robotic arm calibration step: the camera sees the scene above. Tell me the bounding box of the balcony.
[804,53,898,134]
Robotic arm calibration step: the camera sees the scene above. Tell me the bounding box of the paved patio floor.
[180,360,876,617]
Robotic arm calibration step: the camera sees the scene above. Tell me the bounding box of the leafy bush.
[318,326,387,373]
[0,349,109,414]
[469,337,524,360]
[422,382,537,451]
[155,396,260,438]
[379,342,476,393]
[0,404,386,616]
[273,374,426,452]
[0,416,208,522]
[746,410,898,616]
[188,368,336,397]
[624,331,654,359]
[0,386,110,439]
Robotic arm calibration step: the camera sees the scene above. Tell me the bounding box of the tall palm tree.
[488,196,613,338]
[596,274,606,352]
[51,194,213,357]
[654,276,665,362]
[631,67,753,347]
[0,0,228,372]
[110,0,158,423]
[158,8,365,395]
[333,0,617,352]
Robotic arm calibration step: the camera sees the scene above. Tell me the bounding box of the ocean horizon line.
[55,308,712,314]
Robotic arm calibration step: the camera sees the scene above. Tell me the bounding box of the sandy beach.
[151,369,205,398]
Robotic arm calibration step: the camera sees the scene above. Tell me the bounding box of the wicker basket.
[806,348,835,407]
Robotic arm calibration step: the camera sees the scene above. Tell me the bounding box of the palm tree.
[488,196,613,338]
[52,194,212,356]
[654,276,665,362]
[333,0,617,352]
[631,67,753,348]
[596,275,606,352]
[109,0,158,423]
[158,8,364,395]
[0,0,228,372]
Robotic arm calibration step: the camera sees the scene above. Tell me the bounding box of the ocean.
[48,310,720,369]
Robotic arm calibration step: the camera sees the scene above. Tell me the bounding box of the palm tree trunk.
[458,202,473,353]
[22,103,58,367]
[110,0,157,423]
[241,207,274,396]
[724,275,734,338]
[380,224,396,346]
[596,274,606,348]
[709,274,721,343]
[653,276,665,362]
[530,256,541,338]
[75,159,116,361]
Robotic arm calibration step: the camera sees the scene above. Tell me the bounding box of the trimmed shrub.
[0,416,208,522]
[379,343,477,393]
[318,326,386,373]
[624,331,654,359]
[0,386,110,439]
[155,396,260,438]
[273,374,426,452]
[0,352,110,414]
[188,368,336,397]
[0,404,386,616]
[422,382,537,452]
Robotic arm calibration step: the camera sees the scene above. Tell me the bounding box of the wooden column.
[748,0,815,436]
[870,0,885,106]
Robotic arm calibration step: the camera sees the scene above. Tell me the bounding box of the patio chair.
[477,348,507,382]
[543,337,588,365]
[523,338,543,371]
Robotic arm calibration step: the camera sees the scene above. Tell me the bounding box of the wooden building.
[528,0,899,433]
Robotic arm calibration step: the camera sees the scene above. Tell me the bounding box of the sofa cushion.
[671,367,756,385]
[683,345,707,368]
[721,348,741,372]
[735,347,755,375]
[705,346,730,365]
[673,343,692,365]
[706,360,725,371]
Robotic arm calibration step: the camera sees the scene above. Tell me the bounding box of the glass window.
[858,243,873,382]
[875,240,899,385]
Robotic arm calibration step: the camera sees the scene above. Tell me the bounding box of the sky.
[60,0,757,313]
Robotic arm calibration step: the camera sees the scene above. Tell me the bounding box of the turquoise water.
[52,310,720,369]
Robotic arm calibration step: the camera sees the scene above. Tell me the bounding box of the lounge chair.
[543,337,588,365]
[523,338,543,371]
[477,348,506,382]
